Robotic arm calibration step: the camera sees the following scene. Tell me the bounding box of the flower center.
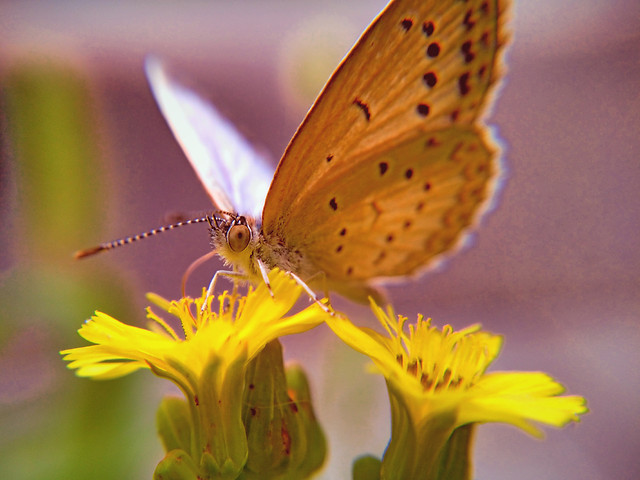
[399,355,466,392]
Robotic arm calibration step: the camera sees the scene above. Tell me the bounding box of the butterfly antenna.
[74,216,212,259]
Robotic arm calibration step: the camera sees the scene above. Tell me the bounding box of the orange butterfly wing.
[260,0,510,299]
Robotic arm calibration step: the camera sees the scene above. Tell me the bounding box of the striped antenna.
[74,216,212,259]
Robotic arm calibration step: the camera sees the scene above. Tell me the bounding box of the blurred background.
[1,1,638,479]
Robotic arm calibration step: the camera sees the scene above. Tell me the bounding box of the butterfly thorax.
[256,231,308,278]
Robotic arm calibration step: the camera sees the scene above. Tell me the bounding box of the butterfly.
[78,0,511,305]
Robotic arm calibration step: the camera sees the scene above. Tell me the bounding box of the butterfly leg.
[202,270,248,314]
[286,271,332,314]
[256,259,331,313]
[257,259,274,298]
[298,270,332,308]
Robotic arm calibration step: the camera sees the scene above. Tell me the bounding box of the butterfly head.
[208,212,260,276]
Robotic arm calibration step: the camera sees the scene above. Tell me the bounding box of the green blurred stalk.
[4,62,102,259]
[1,61,156,480]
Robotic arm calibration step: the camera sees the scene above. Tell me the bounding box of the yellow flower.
[61,269,330,479]
[326,301,588,480]
[61,269,326,383]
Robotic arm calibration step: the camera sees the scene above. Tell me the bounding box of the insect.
[77,0,511,305]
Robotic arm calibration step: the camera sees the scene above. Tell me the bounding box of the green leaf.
[157,396,193,454]
[153,450,199,480]
[432,424,475,480]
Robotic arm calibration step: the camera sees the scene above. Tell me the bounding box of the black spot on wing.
[461,40,475,64]
[400,18,414,31]
[422,21,435,37]
[353,97,371,121]
[417,103,430,117]
[426,43,440,58]
[480,31,490,47]
[373,250,386,265]
[423,72,437,88]
[458,72,471,96]
[462,9,475,31]
[426,137,439,148]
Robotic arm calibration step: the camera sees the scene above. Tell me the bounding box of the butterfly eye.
[227,224,251,252]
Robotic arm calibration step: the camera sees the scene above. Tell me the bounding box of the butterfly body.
[208,212,333,294]
[136,0,510,304]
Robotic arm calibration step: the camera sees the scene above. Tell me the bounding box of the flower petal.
[458,372,588,436]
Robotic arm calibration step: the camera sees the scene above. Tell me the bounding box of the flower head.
[327,301,588,480]
[61,269,331,479]
[61,270,326,386]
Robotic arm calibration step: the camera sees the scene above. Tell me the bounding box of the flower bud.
[242,340,326,479]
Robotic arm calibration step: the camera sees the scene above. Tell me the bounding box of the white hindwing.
[145,56,273,218]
